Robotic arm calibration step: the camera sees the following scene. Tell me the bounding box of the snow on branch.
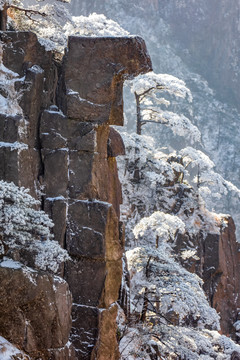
[180,146,215,170]
[133,211,185,245]
[180,146,240,202]
[64,12,129,38]
[128,71,199,142]
[142,108,201,143]
[130,72,192,101]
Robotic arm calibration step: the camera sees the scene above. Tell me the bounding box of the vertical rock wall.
[0,31,152,359]
[175,216,240,340]
[211,217,240,338]
[0,31,74,359]
[54,36,152,359]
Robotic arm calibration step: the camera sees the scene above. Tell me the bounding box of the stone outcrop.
[55,36,151,359]
[0,258,73,359]
[0,31,151,359]
[0,31,55,198]
[61,36,151,126]
[175,215,240,340]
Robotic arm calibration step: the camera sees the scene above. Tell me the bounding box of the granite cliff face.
[0,31,151,359]
[0,25,240,359]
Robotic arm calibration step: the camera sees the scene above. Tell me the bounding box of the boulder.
[0,257,73,359]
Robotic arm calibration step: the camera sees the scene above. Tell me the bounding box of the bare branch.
[138,84,166,101]
[9,5,47,21]
[140,120,165,125]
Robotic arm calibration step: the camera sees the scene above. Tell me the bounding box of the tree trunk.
[135,92,142,135]
[140,287,149,322]
[140,256,152,322]
[0,4,8,31]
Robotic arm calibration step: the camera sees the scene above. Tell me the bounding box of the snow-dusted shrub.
[128,212,219,328]
[0,180,69,273]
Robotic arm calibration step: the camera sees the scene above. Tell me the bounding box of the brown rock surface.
[175,216,240,339]
[211,217,240,338]
[107,127,125,158]
[62,36,152,125]
[44,198,67,248]
[90,305,120,360]
[0,31,58,199]
[71,305,99,359]
[65,200,122,308]
[0,31,56,109]
[0,258,73,359]
[59,36,151,358]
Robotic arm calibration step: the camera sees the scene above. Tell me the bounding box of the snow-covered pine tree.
[117,131,225,243]
[118,212,240,359]
[129,71,200,144]
[0,180,69,273]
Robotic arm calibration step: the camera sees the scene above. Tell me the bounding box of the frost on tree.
[128,71,200,143]
[180,146,240,210]
[117,129,240,245]
[118,132,219,243]
[0,180,69,273]
[116,108,240,358]
[118,212,240,360]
